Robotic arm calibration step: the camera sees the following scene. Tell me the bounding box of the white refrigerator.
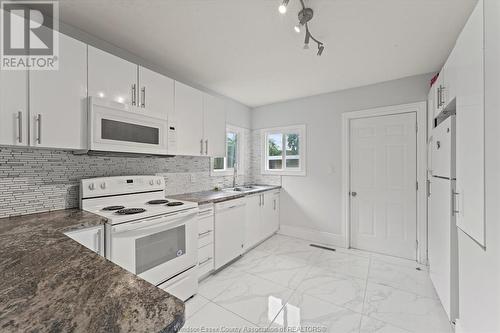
[429,116,459,322]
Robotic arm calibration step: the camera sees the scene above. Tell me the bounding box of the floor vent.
[310,244,336,252]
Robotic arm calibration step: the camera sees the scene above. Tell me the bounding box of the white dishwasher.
[214,198,246,270]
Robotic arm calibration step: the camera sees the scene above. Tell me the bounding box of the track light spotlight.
[317,44,324,56]
[279,0,289,14]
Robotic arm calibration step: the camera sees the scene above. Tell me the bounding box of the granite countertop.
[170,185,281,205]
[0,209,184,333]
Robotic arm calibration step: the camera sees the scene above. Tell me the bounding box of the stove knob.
[88,183,95,191]
[100,182,106,189]
[149,180,154,185]
[156,179,162,185]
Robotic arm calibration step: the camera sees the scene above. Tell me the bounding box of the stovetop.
[80,176,198,225]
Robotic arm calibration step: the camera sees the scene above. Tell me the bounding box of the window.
[212,125,245,175]
[262,125,306,176]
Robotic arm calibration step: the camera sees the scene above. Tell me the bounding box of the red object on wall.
[430,73,439,87]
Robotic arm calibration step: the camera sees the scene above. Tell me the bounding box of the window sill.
[211,170,244,177]
[261,170,306,176]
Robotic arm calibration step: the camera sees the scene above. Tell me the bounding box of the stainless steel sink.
[224,185,261,192]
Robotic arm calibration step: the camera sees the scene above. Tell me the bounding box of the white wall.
[251,73,433,246]
[457,1,500,332]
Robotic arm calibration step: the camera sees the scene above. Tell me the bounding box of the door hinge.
[416,181,419,191]
[416,240,419,249]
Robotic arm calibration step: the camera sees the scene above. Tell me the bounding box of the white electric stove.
[80,175,199,301]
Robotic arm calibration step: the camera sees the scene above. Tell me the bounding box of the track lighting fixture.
[278,0,289,14]
[278,0,325,56]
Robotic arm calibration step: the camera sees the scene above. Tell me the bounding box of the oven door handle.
[111,209,198,235]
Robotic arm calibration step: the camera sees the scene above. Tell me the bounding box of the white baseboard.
[278,225,346,248]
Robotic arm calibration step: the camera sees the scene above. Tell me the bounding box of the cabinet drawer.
[198,243,213,261]
[198,230,213,248]
[198,257,214,279]
[198,215,214,235]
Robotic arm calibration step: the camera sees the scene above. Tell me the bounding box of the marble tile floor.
[181,234,452,333]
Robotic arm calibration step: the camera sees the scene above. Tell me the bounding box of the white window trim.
[261,124,306,176]
[211,125,245,176]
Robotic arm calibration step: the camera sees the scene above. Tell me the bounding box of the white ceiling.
[55,0,477,107]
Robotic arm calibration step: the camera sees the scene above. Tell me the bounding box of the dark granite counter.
[0,209,184,333]
[170,185,281,205]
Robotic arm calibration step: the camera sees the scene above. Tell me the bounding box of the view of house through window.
[263,125,305,175]
[213,129,239,172]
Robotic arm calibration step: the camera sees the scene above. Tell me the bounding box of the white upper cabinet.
[0,69,28,146]
[455,0,485,246]
[138,66,173,120]
[88,46,137,106]
[174,81,204,156]
[29,32,87,150]
[203,94,226,157]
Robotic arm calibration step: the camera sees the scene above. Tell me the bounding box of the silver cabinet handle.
[17,111,22,143]
[131,84,136,106]
[198,230,212,237]
[205,140,208,155]
[36,114,42,144]
[452,191,460,215]
[200,139,204,155]
[273,199,276,210]
[199,257,212,266]
[141,87,146,108]
[262,194,265,206]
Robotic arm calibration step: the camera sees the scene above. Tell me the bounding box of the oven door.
[88,97,168,155]
[109,209,198,285]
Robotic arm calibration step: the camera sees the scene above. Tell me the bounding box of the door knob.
[351,192,357,197]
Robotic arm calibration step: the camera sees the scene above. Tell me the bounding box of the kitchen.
[0,0,499,332]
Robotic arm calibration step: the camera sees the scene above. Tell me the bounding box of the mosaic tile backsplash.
[0,129,280,218]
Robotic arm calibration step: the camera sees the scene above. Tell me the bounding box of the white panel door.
[30,32,87,149]
[88,46,138,106]
[350,113,417,259]
[174,81,204,156]
[455,0,485,246]
[203,93,226,157]
[138,66,173,120]
[0,69,27,146]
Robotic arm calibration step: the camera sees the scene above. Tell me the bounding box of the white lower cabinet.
[214,198,245,270]
[64,225,104,256]
[197,204,215,279]
[244,190,280,251]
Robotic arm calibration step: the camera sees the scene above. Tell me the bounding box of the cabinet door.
[0,69,28,146]
[244,194,262,251]
[30,32,87,149]
[64,226,104,256]
[138,66,173,120]
[88,46,137,106]
[203,94,226,157]
[444,46,458,106]
[174,81,204,156]
[455,0,485,246]
[428,84,436,140]
[261,191,280,239]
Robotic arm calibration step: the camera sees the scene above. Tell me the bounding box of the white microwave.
[88,97,169,155]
